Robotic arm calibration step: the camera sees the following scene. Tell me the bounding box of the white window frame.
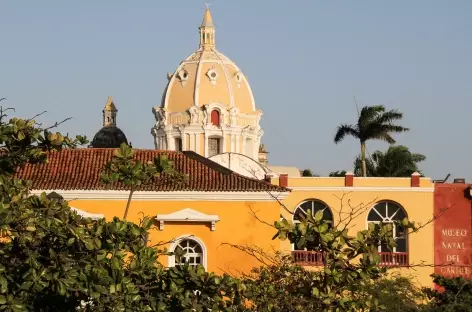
[291,199,333,252]
[366,201,408,253]
[168,235,208,269]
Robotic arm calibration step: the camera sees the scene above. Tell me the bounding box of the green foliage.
[422,274,472,312]
[243,257,428,312]
[0,103,438,311]
[353,274,427,312]
[0,106,240,311]
[101,143,187,219]
[242,254,323,311]
[301,169,314,177]
[328,170,346,177]
[353,145,426,177]
[272,208,417,311]
[0,105,87,175]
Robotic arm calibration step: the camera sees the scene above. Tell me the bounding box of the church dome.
[90,96,129,148]
[161,8,256,115]
[91,126,128,148]
[152,8,263,161]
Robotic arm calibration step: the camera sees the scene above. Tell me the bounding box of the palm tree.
[334,105,409,177]
[354,145,426,177]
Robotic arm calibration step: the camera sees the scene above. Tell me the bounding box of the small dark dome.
[90,126,128,148]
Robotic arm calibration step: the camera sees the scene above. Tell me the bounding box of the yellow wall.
[273,176,435,287]
[67,175,435,286]
[69,199,280,276]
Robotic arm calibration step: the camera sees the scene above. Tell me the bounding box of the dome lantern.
[199,7,215,49]
[103,96,117,127]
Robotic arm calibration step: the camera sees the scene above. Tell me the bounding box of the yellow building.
[16,8,437,287]
[18,148,289,275]
[18,152,435,285]
[271,172,435,286]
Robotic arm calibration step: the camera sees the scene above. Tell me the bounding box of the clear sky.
[1,0,471,180]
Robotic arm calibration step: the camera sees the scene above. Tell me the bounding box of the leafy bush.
[422,274,472,312]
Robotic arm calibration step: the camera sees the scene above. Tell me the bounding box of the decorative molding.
[177,68,189,87]
[30,190,290,201]
[193,49,205,107]
[206,68,218,86]
[156,208,219,231]
[289,186,434,193]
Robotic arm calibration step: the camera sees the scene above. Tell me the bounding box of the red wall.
[434,183,472,278]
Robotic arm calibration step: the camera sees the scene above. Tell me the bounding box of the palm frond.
[411,153,426,163]
[371,132,396,144]
[374,109,404,124]
[334,124,359,143]
[364,123,409,144]
[359,105,385,125]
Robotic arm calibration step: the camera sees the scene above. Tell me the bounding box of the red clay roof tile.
[15,148,288,193]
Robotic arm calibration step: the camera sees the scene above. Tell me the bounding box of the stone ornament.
[235,71,243,88]
[152,106,167,129]
[229,107,239,126]
[177,69,189,87]
[188,106,200,125]
[206,68,218,85]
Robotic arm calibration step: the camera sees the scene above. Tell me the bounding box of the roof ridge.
[73,147,183,154]
[182,151,233,175]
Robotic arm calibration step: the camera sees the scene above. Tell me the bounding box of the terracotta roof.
[15,148,288,193]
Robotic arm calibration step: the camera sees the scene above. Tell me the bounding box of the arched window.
[367,201,408,254]
[210,110,220,127]
[294,200,333,223]
[171,238,205,268]
[293,200,333,251]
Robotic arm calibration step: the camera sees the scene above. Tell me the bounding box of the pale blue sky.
[1,1,471,180]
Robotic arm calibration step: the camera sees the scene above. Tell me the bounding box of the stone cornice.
[30,190,290,202]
